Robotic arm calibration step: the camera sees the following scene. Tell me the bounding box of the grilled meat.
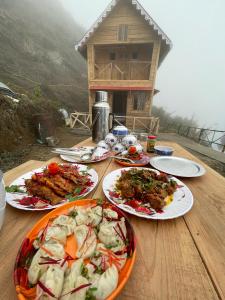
[25,179,63,205]
[31,174,68,196]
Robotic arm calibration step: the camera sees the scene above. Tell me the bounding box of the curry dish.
[116,168,178,210]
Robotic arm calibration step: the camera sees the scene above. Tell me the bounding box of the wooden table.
[1,138,225,300]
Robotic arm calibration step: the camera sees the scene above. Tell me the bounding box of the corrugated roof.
[0,82,16,97]
[75,0,172,53]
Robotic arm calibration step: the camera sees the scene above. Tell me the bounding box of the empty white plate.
[150,156,205,177]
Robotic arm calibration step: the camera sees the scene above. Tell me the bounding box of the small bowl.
[154,146,174,156]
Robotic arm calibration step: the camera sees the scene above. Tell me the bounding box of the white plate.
[60,146,111,163]
[103,167,194,220]
[150,156,205,177]
[6,164,98,211]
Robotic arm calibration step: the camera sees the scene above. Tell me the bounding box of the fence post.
[178,125,182,134]
[186,127,190,137]
[199,129,203,142]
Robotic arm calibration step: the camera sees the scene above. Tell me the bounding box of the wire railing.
[163,123,225,152]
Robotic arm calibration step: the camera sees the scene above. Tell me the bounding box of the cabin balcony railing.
[94,61,151,80]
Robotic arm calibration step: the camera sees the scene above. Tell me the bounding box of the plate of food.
[6,163,98,210]
[53,146,111,164]
[103,167,194,220]
[114,145,150,167]
[14,199,136,300]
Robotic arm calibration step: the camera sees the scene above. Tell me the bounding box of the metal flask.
[92,91,110,142]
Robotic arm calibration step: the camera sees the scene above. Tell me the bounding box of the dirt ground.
[0,127,89,173]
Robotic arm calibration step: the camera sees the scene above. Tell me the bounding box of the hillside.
[0,0,88,111]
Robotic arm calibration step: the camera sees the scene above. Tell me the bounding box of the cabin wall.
[86,0,162,116]
[88,1,159,45]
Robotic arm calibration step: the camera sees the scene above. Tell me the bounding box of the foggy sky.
[60,0,225,130]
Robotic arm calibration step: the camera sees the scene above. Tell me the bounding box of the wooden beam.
[89,86,153,91]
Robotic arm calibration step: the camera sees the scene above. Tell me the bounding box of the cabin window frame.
[132,91,147,111]
[118,24,128,41]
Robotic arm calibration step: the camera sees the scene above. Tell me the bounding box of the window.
[109,52,116,60]
[132,91,147,111]
[118,24,128,41]
[132,52,138,59]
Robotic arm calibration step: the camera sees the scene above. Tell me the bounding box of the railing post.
[133,117,135,131]
[186,126,190,137]
[199,129,204,142]
[178,125,182,134]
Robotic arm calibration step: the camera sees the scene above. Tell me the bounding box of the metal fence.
[164,124,225,152]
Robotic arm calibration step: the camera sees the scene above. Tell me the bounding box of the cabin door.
[112,91,127,125]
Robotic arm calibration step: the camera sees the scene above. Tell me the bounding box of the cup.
[0,171,6,231]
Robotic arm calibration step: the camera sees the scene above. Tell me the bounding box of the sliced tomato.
[48,162,60,175]
[127,200,141,209]
[135,206,154,215]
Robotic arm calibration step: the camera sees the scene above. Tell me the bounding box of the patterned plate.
[6,164,98,211]
[103,167,194,220]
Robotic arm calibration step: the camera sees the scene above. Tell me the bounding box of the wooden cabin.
[75,0,172,123]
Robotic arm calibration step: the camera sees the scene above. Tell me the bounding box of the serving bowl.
[154,146,174,156]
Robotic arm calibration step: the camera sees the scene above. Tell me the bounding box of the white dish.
[102,167,194,220]
[0,177,6,230]
[6,164,98,211]
[150,156,206,177]
[60,146,111,163]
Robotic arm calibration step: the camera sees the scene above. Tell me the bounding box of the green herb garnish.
[5,185,25,193]
[85,287,97,300]
[81,263,89,279]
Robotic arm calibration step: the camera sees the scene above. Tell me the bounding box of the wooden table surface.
[1,138,225,300]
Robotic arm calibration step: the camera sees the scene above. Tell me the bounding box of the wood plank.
[162,142,225,298]
[91,153,219,300]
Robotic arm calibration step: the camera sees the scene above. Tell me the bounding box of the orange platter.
[14,199,136,300]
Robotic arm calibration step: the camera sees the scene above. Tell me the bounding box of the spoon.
[110,156,135,164]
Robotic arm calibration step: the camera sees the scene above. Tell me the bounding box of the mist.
[60,0,225,130]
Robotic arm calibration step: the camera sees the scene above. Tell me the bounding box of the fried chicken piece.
[145,193,166,210]
[117,179,135,198]
[51,174,75,193]
[25,179,63,205]
[32,174,67,197]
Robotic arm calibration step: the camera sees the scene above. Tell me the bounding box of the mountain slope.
[0,0,88,111]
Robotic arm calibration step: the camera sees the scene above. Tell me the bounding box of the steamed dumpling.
[45,225,67,245]
[75,208,89,226]
[37,264,67,299]
[52,215,76,235]
[89,206,103,226]
[94,265,119,300]
[103,208,118,220]
[98,218,127,250]
[91,243,127,271]
[75,206,102,226]
[42,240,65,259]
[28,249,48,284]
[74,225,97,259]
[61,258,83,299]
[69,276,89,300]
